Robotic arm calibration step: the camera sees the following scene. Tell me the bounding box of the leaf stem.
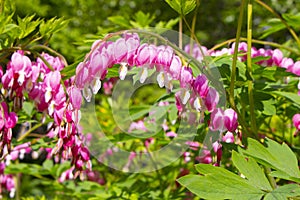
[17,123,43,142]
[179,16,183,50]
[263,166,277,189]
[247,0,257,134]
[229,0,246,110]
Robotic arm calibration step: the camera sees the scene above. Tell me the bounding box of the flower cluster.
[0,163,15,199]
[188,42,298,74]
[0,102,18,157]
[0,51,92,196]
[75,33,237,134]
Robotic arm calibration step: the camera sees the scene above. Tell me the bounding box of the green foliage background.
[14,0,300,62]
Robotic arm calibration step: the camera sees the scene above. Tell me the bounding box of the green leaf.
[106,64,120,78]
[232,151,273,191]
[165,0,196,16]
[108,16,131,28]
[42,159,54,172]
[240,138,300,180]
[178,164,265,200]
[39,17,68,38]
[130,11,155,28]
[213,55,246,80]
[23,101,34,116]
[261,99,276,116]
[168,104,177,124]
[270,171,300,183]
[129,105,151,120]
[17,15,41,39]
[259,18,285,39]
[273,91,300,107]
[264,184,300,200]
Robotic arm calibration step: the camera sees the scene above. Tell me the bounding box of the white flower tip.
[181,90,190,105]
[83,87,92,102]
[119,63,128,80]
[45,90,52,103]
[194,97,201,111]
[157,72,165,88]
[139,67,148,83]
[91,78,101,94]
[17,73,25,85]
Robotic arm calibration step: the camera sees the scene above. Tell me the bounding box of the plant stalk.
[247,0,257,134]
[229,0,246,110]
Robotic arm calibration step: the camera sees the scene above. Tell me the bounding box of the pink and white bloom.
[204,88,219,112]
[224,108,238,132]
[210,108,225,132]
[292,114,300,130]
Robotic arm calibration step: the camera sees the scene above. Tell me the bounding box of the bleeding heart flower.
[292,114,300,130]
[210,108,225,132]
[224,108,238,132]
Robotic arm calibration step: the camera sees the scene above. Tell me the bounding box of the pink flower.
[288,61,300,76]
[135,43,150,66]
[89,51,109,80]
[210,108,225,132]
[280,57,294,69]
[113,38,128,63]
[124,33,140,66]
[292,114,300,130]
[193,74,209,98]
[224,108,238,132]
[168,56,182,79]
[179,67,193,88]
[156,45,173,67]
[166,131,177,137]
[272,49,283,66]
[222,132,234,143]
[37,53,64,72]
[128,120,147,133]
[69,86,82,110]
[0,102,18,129]
[0,66,3,79]
[204,87,219,112]
[196,149,212,164]
[10,51,32,85]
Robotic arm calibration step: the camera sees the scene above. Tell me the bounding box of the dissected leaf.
[240,138,300,181]
[232,151,273,191]
[178,164,265,200]
[264,184,300,200]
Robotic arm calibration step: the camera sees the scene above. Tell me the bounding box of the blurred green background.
[14,0,300,62]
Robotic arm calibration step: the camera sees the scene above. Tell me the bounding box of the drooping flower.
[193,74,209,98]
[288,61,300,76]
[210,108,225,132]
[204,87,219,112]
[292,114,300,130]
[222,132,234,143]
[224,108,238,132]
